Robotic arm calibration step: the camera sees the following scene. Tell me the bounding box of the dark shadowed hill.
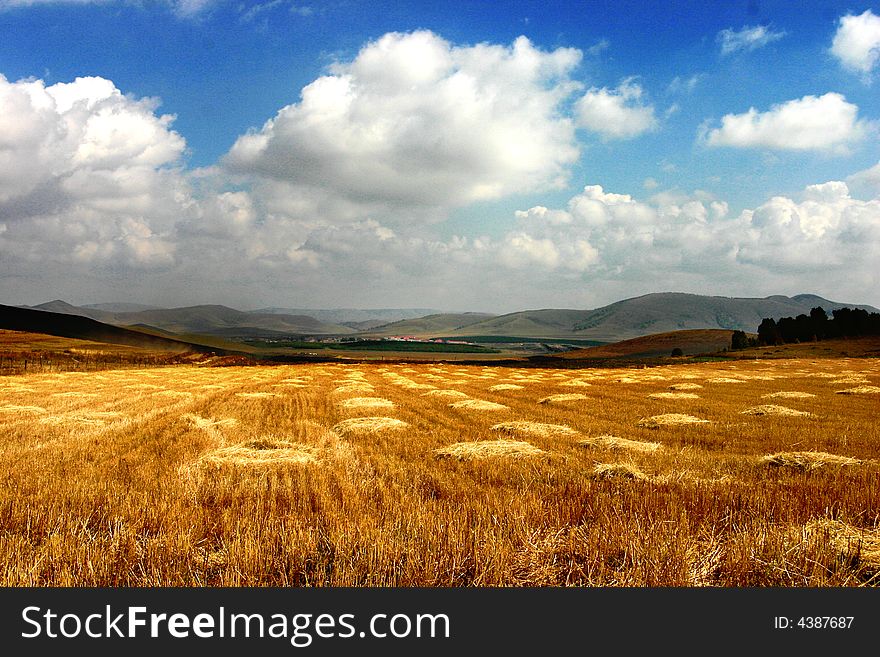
[0,304,220,353]
[554,329,739,359]
[26,303,354,336]
[445,293,879,341]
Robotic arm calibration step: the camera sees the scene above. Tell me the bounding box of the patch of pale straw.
[705,377,745,384]
[741,404,813,417]
[558,380,593,388]
[760,451,861,471]
[590,462,650,481]
[488,384,524,391]
[421,390,469,399]
[0,405,46,414]
[648,392,700,400]
[835,385,880,395]
[491,421,580,439]
[578,435,662,453]
[449,399,509,412]
[433,439,546,460]
[198,439,319,467]
[799,518,880,569]
[762,391,816,399]
[332,416,409,436]
[338,397,395,410]
[537,393,588,404]
[235,392,280,399]
[638,414,709,428]
[668,383,703,390]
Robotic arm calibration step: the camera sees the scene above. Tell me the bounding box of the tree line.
[730,306,880,349]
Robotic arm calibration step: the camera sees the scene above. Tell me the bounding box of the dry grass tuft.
[198,439,318,467]
[537,393,588,404]
[449,399,509,412]
[590,462,650,481]
[332,416,409,436]
[760,451,862,471]
[741,404,812,417]
[762,391,817,399]
[835,385,880,395]
[578,435,662,453]
[0,405,47,414]
[800,519,880,568]
[234,392,279,399]
[648,392,700,400]
[705,377,745,384]
[637,414,709,428]
[668,383,703,390]
[332,383,375,395]
[490,421,580,439]
[434,440,545,460]
[488,384,524,391]
[421,390,469,399]
[558,380,592,388]
[338,397,395,411]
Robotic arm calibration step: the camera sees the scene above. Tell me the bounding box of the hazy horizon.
[1,2,879,311]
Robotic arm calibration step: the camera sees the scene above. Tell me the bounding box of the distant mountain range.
[12,293,878,343]
[439,293,879,341]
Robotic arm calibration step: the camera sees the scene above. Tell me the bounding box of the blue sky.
[1,1,879,311]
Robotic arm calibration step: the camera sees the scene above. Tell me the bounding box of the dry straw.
[835,386,880,395]
[741,405,812,417]
[449,399,509,412]
[235,392,279,399]
[558,380,592,387]
[800,519,880,569]
[421,390,469,399]
[669,383,703,390]
[488,384,524,391]
[199,439,318,467]
[490,421,580,439]
[434,440,546,460]
[338,397,395,410]
[638,414,709,428]
[332,416,409,436]
[760,451,862,471]
[648,392,700,400]
[590,462,650,481]
[0,405,47,414]
[578,435,662,453]
[761,391,816,399]
[537,393,588,404]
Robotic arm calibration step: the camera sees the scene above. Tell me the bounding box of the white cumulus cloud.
[574,79,658,140]
[717,25,786,55]
[830,9,880,76]
[224,31,583,218]
[703,93,872,153]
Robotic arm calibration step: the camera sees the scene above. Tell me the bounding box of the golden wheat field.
[1,355,879,586]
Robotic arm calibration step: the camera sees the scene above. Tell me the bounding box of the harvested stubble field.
[1,356,879,586]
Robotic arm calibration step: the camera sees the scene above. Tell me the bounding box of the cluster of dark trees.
[742,306,880,348]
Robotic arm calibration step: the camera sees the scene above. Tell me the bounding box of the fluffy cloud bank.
[224,31,583,216]
[0,74,186,268]
[703,93,872,153]
[830,9,880,76]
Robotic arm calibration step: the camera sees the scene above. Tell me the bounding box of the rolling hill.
[26,302,354,337]
[553,329,739,359]
[0,304,221,353]
[445,293,879,341]
[358,312,497,336]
